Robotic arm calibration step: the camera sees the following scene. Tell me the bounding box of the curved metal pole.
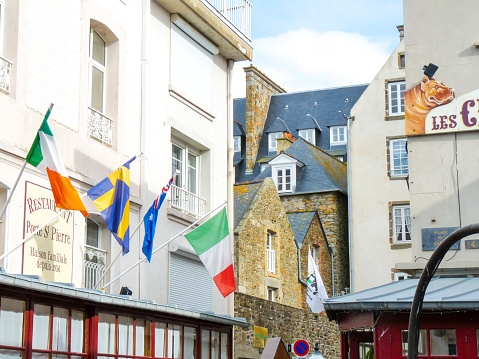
[407,223,479,359]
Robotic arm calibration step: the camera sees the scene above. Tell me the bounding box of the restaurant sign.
[23,181,74,282]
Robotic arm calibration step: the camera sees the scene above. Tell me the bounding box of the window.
[298,129,315,144]
[267,232,275,274]
[388,81,406,115]
[170,16,217,108]
[275,167,292,193]
[330,126,347,145]
[83,218,107,289]
[398,53,405,68]
[267,287,277,302]
[89,29,106,114]
[390,138,408,177]
[234,136,241,152]
[394,272,411,281]
[393,205,411,242]
[402,329,457,358]
[268,132,283,152]
[0,297,25,358]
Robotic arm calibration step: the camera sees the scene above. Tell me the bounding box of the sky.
[232,0,404,98]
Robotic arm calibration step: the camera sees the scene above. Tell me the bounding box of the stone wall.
[234,292,341,359]
[281,192,350,295]
[244,66,285,173]
[235,178,302,308]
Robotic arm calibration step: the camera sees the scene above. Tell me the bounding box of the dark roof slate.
[265,117,290,133]
[287,212,316,248]
[233,181,263,230]
[233,121,246,136]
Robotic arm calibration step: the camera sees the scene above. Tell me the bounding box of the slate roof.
[325,277,479,320]
[234,84,367,183]
[287,211,317,248]
[233,121,245,136]
[255,137,347,194]
[233,181,263,231]
[264,117,290,133]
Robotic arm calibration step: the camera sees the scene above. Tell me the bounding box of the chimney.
[397,25,404,41]
[244,66,286,173]
[277,132,295,155]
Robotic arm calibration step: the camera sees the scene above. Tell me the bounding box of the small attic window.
[234,136,241,152]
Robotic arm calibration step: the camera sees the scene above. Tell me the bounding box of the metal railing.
[87,107,113,145]
[267,249,275,273]
[201,0,252,40]
[170,185,207,218]
[83,245,107,289]
[0,55,12,93]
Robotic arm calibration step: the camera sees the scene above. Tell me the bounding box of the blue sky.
[232,0,404,97]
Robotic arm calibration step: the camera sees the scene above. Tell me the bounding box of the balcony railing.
[83,245,107,289]
[267,249,275,273]
[201,0,252,40]
[0,55,12,93]
[170,185,207,218]
[87,107,113,145]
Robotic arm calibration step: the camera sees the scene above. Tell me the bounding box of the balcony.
[83,245,107,289]
[87,107,113,145]
[170,185,207,218]
[201,0,252,40]
[0,56,12,93]
[267,249,275,274]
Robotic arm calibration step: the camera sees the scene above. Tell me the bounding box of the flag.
[26,105,89,217]
[184,208,236,297]
[87,157,136,255]
[142,174,175,262]
[306,249,328,313]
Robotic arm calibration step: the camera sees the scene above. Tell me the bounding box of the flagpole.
[101,201,227,290]
[0,192,86,262]
[93,217,145,289]
[0,103,55,223]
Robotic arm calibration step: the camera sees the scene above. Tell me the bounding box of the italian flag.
[184,208,236,297]
[26,106,89,218]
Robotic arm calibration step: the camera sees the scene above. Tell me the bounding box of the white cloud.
[232,28,393,98]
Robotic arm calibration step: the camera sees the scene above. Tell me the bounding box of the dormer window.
[268,132,283,152]
[234,136,241,152]
[298,129,315,144]
[268,153,304,194]
[330,126,347,146]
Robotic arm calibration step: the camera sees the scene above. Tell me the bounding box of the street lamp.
[308,343,326,359]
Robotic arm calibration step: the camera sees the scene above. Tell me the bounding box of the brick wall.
[234,292,341,359]
[244,66,285,173]
[281,192,350,295]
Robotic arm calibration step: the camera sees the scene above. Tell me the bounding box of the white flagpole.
[101,201,227,290]
[0,192,87,262]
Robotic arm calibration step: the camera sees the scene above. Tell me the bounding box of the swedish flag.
[87,156,136,255]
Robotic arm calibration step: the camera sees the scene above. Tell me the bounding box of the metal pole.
[0,160,27,222]
[101,201,227,290]
[407,223,479,359]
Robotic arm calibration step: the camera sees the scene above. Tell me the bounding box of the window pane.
[220,333,228,359]
[277,170,283,191]
[155,322,167,358]
[401,329,427,356]
[52,307,69,352]
[430,329,456,356]
[32,304,51,350]
[71,311,85,353]
[0,298,25,347]
[86,219,99,247]
[211,332,220,359]
[0,349,23,359]
[201,330,210,359]
[184,327,196,359]
[91,30,106,66]
[90,66,104,113]
[97,313,116,354]
[188,153,197,194]
[118,316,134,355]
[167,324,182,359]
[172,145,183,187]
[135,319,150,357]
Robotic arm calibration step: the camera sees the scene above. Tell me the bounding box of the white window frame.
[267,287,277,302]
[86,217,101,248]
[393,272,411,281]
[393,205,411,243]
[172,142,199,196]
[390,138,408,177]
[388,81,406,116]
[330,126,347,145]
[267,232,275,274]
[274,165,293,193]
[234,136,241,152]
[268,132,283,152]
[298,129,315,144]
[89,29,107,114]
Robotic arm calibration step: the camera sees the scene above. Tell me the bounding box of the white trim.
[390,138,408,177]
[272,165,294,193]
[388,81,406,116]
[268,132,283,152]
[330,126,347,145]
[392,205,411,243]
[172,141,200,196]
[88,29,107,114]
[393,272,411,281]
[234,136,241,152]
[298,129,315,144]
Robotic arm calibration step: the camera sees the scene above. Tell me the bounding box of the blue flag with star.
[142,174,175,262]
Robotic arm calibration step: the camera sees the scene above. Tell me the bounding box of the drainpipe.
[329,245,334,296]
[346,115,354,293]
[226,59,235,317]
[297,245,307,287]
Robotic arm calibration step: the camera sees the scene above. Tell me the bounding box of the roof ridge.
[234,179,265,186]
[271,83,369,96]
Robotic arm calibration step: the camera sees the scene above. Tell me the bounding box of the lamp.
[308,343,326,359]
[423,63,438,78]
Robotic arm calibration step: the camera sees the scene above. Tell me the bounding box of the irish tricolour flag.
[26,105,89,217]
[184,208,236,297]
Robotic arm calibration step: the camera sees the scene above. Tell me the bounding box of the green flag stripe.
[185,208,229,256]
[26,107,53,167]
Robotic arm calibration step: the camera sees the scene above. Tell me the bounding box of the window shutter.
[169,253,212,312]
